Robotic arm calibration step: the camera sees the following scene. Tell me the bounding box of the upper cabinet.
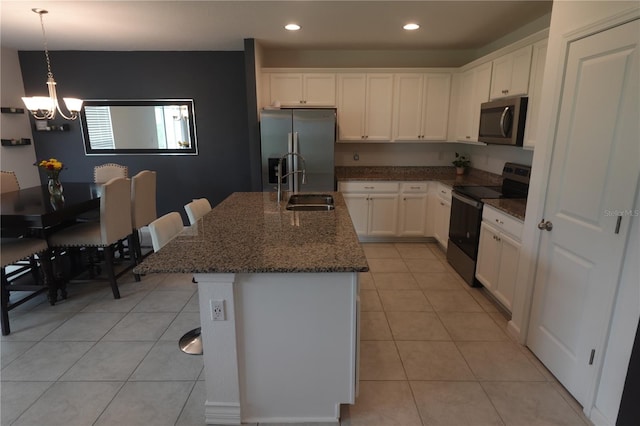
[392,73,451,142]
[269,73,336,107]
[454,62,492,142]
[337,73,394,142]
[489,45,533,100]
[523,40,548,149]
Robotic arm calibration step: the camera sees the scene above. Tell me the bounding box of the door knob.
[538,220,553,231]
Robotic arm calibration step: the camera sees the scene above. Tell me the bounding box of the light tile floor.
[0,243,592,426]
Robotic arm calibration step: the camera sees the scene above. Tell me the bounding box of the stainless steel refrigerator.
[260,108,336,193]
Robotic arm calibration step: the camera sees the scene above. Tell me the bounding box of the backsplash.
[334,142,533,175]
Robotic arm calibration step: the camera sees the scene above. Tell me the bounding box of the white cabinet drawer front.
[339,181,399,193]
[400,182,429,193]
[482,205,523,239]
[435,183,452,201]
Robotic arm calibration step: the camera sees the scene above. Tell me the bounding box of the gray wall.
[19,50,251,222]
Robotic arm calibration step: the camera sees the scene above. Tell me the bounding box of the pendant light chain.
[38,11,54,80]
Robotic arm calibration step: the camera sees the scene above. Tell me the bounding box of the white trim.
[588,406,611,426]
[204,401,241,425]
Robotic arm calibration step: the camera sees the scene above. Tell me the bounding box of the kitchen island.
[134,192,368,425]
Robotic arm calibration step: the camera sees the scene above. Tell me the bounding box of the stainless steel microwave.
[478,97,528,146]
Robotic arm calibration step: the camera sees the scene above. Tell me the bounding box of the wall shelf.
[1,107,25,114]
[1,138,31,146]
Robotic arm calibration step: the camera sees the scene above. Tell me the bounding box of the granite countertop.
[335,166,503,187]
[134,192,369,275]
[482,198,527,221]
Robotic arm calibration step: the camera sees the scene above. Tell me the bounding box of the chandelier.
[22,9,83,121]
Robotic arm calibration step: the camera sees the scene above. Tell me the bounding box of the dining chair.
[1,171,20,193]
[131,170,157,264]
[148,212,184,252]
[1,237,49,335]
[48,177,134,299]
[94,163,128,184]
[184,198,212,225]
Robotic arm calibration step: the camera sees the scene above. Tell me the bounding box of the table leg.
[40,248,57,305]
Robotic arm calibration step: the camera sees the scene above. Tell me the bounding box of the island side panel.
[195,273,242,425]
[235,272,358,423]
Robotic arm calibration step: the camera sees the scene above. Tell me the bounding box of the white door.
[528,19,639,406]
[364,74,394,141]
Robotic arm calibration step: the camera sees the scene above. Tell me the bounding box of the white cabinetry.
[523,40,548,149]
[339,181,399,237]
[454,62,492,142]
[475,205,523,311]
[337,73,394,142]
[489,45,533,100]
[398,182,431,236]
[269,73,336,106]
[393,73,451,141]
[431,183,452,248]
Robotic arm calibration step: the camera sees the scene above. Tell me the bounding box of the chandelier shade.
[21,9,83,121]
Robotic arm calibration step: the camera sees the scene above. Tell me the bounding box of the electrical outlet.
[210,299,225,321]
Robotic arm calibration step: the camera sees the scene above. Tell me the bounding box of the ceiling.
[1,1,552,52]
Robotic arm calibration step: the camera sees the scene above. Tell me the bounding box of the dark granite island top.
[134,191,369,275]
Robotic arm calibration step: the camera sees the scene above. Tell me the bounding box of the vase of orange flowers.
[36,158,64,196]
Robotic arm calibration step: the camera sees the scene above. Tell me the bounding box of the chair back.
[1,171,20,193]
[131,170,157,229]
[94,163,128,184]
[148,212,184,251]
[100,177,132,245]
[184,198,212,225]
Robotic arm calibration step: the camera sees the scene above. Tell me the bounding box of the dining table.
[1,182,101,304]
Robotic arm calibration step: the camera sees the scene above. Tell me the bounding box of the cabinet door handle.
[440,202,445,206]
[495,219,504,225]
[410,186,421,190]
[403,197,407,201]
[364,186,374,189]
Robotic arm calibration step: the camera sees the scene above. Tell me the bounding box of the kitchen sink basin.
[286,194,335,211]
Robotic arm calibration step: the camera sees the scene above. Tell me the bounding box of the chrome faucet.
[277,152,307,203]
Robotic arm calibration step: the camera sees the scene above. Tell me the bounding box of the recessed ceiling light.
[285,24,301,31]
[403,23,420,31]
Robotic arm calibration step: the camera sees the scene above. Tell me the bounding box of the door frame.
[507,6,640,417]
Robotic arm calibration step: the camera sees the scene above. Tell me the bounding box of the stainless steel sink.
[286,194,335,211]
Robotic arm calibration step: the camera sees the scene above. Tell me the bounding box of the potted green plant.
[452,152,470,175]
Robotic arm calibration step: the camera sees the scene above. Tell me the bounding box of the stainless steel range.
[446,163,531,287]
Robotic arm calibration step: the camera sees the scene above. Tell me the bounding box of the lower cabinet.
[339,181,449,241]
[340,182,399,237]
[475,206,523,311]
[398,182,430,236]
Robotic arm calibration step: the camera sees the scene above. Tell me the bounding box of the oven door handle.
[452,191,483,209]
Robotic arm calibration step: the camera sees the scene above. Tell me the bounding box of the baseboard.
[588,406,612,426]
[507,320,521,341]
[204,401,241,425]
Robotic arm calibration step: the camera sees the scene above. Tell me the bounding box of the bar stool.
[148,211,202,355]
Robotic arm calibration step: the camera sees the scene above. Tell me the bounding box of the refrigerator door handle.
[293,132,299,192]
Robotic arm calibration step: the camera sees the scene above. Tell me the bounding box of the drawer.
[338,181,399,193]
[482,204,523,239]
[434,183,452,202]
[400,182,430,193]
